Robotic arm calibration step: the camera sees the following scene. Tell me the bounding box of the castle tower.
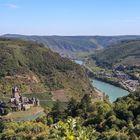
[12,86,20,101]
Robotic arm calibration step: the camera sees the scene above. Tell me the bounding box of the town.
[89,65,140,92]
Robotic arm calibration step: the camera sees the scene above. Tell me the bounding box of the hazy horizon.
[1,33,140,36]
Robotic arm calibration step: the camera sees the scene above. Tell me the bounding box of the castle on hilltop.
[10,86,40,111]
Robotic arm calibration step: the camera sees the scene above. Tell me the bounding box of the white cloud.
[6,3,19,9]
[0,3,20,9]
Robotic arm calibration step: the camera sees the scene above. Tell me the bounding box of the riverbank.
[86,66,128,90]
[87,69,139,93]
[84,61,139,93]
[92,75,131,92]
[74,60,130,102]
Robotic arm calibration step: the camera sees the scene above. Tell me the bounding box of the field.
[23,92,54,108]
[2,107,45,121]
[23,91,68,109]
[51,89,68,102]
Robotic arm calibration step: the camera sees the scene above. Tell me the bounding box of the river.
[92,79,129,102]
[74,60,83,65]
[74,60,129,102]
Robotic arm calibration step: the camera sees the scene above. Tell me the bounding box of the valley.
[74,60,129,102]
[85,59,140,92]
[1,0,140,139]
[2,35,140,92]
[0,38,105,119]
[2,34,140,58]
[0,38,95,99]
[0,37,139,140]
[84,40,140,93]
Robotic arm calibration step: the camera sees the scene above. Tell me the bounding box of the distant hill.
[0,38,93,99]
[2,34,140,58]
[91,40,140,67]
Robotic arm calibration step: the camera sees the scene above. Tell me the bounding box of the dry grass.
[51,90,68,102]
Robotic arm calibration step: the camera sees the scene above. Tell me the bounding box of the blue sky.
[0,0,140,35]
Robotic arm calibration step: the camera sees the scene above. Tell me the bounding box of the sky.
[0,0,140,35]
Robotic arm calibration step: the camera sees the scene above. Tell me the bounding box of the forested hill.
[0,38,93,98]
[2,34,140,58]
[91,40,140,67]
[0,91,140,139]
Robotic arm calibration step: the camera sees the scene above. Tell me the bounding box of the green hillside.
[0,38,93,100]
[3,34,140,58]
[92,40,140,67]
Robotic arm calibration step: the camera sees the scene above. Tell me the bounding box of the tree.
[80,94,92,109]
[49,100,63,123]
[67,98,78,117]
[78,94,92,118]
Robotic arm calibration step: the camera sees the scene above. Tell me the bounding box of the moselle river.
[74,60,129,102]
[92,79,129,102]
[74,60,83,65]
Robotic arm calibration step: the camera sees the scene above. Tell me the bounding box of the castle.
[10,86,40,111]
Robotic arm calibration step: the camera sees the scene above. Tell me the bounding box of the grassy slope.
[2,107,45,121]
[92,40,140,67]
[0,38,93,101]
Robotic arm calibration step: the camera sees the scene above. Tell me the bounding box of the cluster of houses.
[114,71,129,80]
[94,67,139,92]
[114,71,139,91]
[0,86,40,115]
[120,80,139,92]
